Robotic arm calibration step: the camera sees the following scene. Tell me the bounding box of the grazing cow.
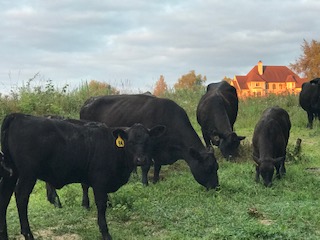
[196,81,245,159]
[299,78,320,128]
[252,107,291,187]
[80,94,220,191]
[0,113,165,240]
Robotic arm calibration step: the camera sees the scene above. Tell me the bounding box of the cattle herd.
[0,79,318,240]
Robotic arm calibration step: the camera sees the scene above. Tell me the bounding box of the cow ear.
[252,155,260,165]
[238,136,246,141]
[149,125,166,138]
[112,129,128,140]
[112,129,128,148]
[189,148,203,162]
[272,156,285,165]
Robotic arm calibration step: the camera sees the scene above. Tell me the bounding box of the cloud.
[0,0,320,93]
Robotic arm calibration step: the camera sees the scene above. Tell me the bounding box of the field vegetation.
[0,80,319,240]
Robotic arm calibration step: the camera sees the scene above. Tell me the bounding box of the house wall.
[236,80,300,99]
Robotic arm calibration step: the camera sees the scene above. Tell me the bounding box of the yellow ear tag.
[116,135,125,148]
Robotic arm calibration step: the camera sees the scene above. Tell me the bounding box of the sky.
[0,0,319,94]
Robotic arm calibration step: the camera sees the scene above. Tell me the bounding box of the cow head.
[218,132,245,159]
[253,155,284,187]
[189,146,219,190]
[112,124,166,166]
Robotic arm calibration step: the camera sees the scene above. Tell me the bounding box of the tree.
[290,39,320,80]
[153,75,168,96]
[222,76,233,84]
[87,80,118,95]
[174,70,206,90]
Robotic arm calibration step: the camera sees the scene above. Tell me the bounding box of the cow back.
[299,80,320,111]
[198,82,238,129]
[1,113,130,190]
[80,94,205,164]
[252,107,291,158]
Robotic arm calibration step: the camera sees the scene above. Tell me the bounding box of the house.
[230,61,307,99]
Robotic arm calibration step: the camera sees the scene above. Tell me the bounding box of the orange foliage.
[88,80,118,95]
[153,75,168,96]
[174,70,206,90]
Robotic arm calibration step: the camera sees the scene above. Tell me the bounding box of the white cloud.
[0,0,320,94]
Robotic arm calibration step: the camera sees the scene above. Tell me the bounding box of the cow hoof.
[54,201,62,208]
[82,203,90,210]
[22,233,34,240]
[102,232,112,240]
[142,181,149,186]
[152,179,159,184]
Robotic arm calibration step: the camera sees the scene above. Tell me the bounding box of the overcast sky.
[0,0,319,94]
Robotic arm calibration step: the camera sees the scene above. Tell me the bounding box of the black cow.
[299,78,320,128]
[252,107,291,187]
[80,94,219,191]
[0,113,165,240]
[196,81,245,159]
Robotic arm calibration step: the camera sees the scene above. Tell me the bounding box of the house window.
[272,84,276,90]
[279,84,282,90]
[256,83,260,87]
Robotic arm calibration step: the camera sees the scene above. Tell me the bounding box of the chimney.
[258,60,263,75]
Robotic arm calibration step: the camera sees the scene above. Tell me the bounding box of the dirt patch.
[259,219,273,226]
[306,167,320,173]
[247,207,264,218]
[29,229,82,240]
[247,207,274,226]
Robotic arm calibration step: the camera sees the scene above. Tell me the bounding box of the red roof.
[234,76,249,89]
[235,63,306,87]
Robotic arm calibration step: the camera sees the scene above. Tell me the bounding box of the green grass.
[1,86,320,239]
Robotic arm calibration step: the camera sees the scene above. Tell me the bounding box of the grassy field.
[1,86,320,240]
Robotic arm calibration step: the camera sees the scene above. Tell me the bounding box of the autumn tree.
[222,76,233,84]
[153,75,168,96]
[174,70,207,90]
[87,80,118,95]
[290,39,320,79]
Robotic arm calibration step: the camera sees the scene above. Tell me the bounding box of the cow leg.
[92,187,112,240]
[202,130,211,147]
[281,161,286,175]
[279,160,286,177]
[45,182,62,208]
[131,166,138,175]
[14,177,36,240]
[141,164,151,186]
[307,111,314,129]
[153,163,162,184]
[81,183,90,209]
[0,176,17,240]
[255,165,260,182]
[275,165,281,179]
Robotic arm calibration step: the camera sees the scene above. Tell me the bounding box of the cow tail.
[0,114,16,177]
